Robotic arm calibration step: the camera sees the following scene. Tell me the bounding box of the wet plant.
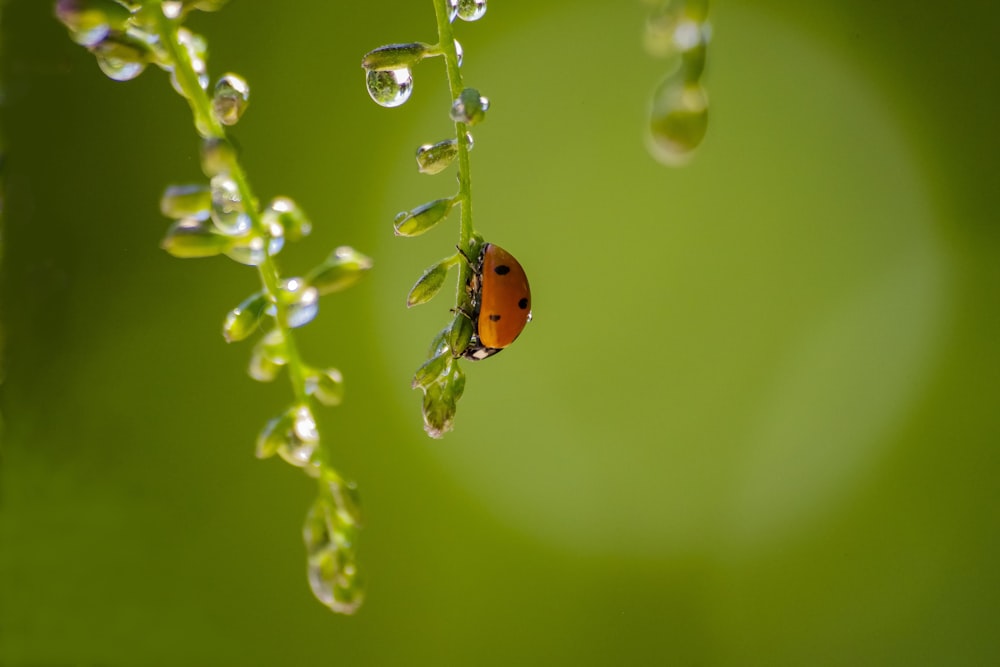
[55,0,369,614]
[643,0,711,165]
[363,0,528,439]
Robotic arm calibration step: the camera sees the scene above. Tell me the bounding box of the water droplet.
[449,88,489,125]
[222,291,269,343]
[161,1,184,19]
[365,68,413,108]
[447,0,458,22]
[160,184,210,220]
[209,174,251,236]
[271,278,319,329]
[91,32,149,82]
[648,78,708,166]
[454,39,463,67]
[224,233,265,266]
[456,0,487,22]
[465,132,475,151]
[416,138,458,175]
[212,73,250,126]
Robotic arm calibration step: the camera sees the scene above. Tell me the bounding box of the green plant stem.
[431,0,476,298]
[149,4,331,471]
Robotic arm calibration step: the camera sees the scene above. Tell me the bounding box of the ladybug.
[462,242,532,360]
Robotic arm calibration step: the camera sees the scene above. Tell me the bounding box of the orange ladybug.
[462,242,532,360]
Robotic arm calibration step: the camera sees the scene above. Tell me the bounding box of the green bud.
[415,138,459,175]
[306,368,345,407]
[200,137,237,177]
[325,477,363,527]
[222,291,269,343]
[262,197,311,242]
[306,246,373,296]
[258,405,319,468]
[55,0,131,47]
[248,329,286,382]
[160,184,211,220]
[160,217,231,258]
[256,409,296,459]
[446,362,466,403]
[362,42,432,71]
[407,257,455,307]
[447,313,474,356]
[412,353,452,390]
[393,198,454,237]
[449,88,489,126]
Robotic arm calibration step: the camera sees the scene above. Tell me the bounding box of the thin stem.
[431,0,476,297]
[150,7,312,416]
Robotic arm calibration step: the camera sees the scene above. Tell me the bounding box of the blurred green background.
[2,0,999,664]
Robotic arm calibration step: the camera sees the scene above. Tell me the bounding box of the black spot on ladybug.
[489,313,501,322]
[494,265,510,275]
[518,297,529,309]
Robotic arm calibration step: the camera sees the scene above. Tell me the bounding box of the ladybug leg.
[456,245,475,267]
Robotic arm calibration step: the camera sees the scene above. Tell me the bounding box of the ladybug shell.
[465,243,531,360]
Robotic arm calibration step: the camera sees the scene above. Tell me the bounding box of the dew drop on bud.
[306,537,364,614]
[55,0,131,47]
[170,28,209,96]
[209,174,251,236]
[262,197,311,242]
[212,73,250,126]
[160,184,211,220]
[161,1,184,19]
[415,139,458,175]
[450,88,489,126]
[248,329,286,383]
[224,234,266,266]
[457,0,487,22]
[447,0,458,22]
[365,68,413,108]
[271,278,319,329]
[454,39,463,68]
[647,78,709,166]
[91,32,149,82]
[306,368,346,407]
[200,137,236,177]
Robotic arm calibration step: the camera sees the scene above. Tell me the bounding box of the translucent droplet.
[269,278,319,329]
[160,184,210,220]
[161,1,184,19]
[416,138,458,175]
[222,291,268,343]
[449,88,489,126]
[465,132,475,151]
[224,233,265,266]
[209,174,251,236]
[365,68,413,108]
[212,73,250,126]
[454,39,463,68]
[456,0,487,22]
[91,32,149,82]
[447,0,458,22]
[307,543,364,615]
[648,78,709,166]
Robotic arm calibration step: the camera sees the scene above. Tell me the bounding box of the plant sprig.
[56,0,369,614]
[362,0,494,438]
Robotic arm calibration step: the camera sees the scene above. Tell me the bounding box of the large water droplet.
[212,73,250,126]
[456,0,487,22]
[365,68,413,108]
[91,32,149,82]
[648,78,709,166]
[209,174,251,236]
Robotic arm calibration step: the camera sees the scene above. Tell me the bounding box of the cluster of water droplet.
[412,315,472,438]
[643,0,711,165]
[57,0,373,614]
